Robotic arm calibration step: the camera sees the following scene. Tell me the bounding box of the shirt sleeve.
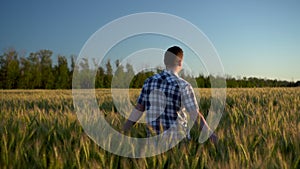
[181,84,199,113]
[136,81,148,111]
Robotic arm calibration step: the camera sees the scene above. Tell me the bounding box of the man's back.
[137,70,194,136]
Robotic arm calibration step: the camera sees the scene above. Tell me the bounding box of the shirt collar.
[165,69,179,77]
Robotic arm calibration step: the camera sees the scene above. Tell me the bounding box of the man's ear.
[177,60,182,67]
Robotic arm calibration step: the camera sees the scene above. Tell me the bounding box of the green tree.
[196,74,205,88]
[70,55,75,80]
[103,59,113,88]
[28,52,42,88]
[76,58,94,89]
[131,70,154,88]
[112,59,126,88]
[39,50,54,89]
[125,63,135,88]
[19,57,32,89]
[0,49,20,89]
[55,55,70,89]
[96,67,105,88]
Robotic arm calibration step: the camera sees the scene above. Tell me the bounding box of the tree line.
[0,49,299,89]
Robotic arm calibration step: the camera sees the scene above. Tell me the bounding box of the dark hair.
[164,46,183,66]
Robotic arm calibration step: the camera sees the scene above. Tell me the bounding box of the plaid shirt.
[137,70,199,137]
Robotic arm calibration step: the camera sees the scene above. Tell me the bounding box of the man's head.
[164,46,183,72]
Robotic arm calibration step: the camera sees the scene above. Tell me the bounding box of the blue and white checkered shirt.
[137,70,199,137]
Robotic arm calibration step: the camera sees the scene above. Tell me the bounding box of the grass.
[0,88,300,168]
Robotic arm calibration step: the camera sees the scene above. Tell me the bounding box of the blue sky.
[1,1,299,81]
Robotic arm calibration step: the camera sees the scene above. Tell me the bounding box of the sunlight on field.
[0,88,299,168]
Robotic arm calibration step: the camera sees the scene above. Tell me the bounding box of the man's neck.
[166,68,179,76]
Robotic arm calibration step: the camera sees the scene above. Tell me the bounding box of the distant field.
[0,88,299,168]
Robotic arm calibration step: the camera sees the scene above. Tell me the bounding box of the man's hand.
[123,120,134,133]
[210,133,218,145]
[123,106,144,133]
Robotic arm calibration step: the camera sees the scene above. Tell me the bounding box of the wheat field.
[0,88,299,168]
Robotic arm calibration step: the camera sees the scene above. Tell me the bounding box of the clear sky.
[1,0,299,81]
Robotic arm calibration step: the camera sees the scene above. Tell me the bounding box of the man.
[123,46,217,145]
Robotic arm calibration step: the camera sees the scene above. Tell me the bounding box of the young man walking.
[123,46,217,146]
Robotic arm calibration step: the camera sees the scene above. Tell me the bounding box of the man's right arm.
[181,84,218,143]
[123,103,145,132]
[194,110,218,144]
